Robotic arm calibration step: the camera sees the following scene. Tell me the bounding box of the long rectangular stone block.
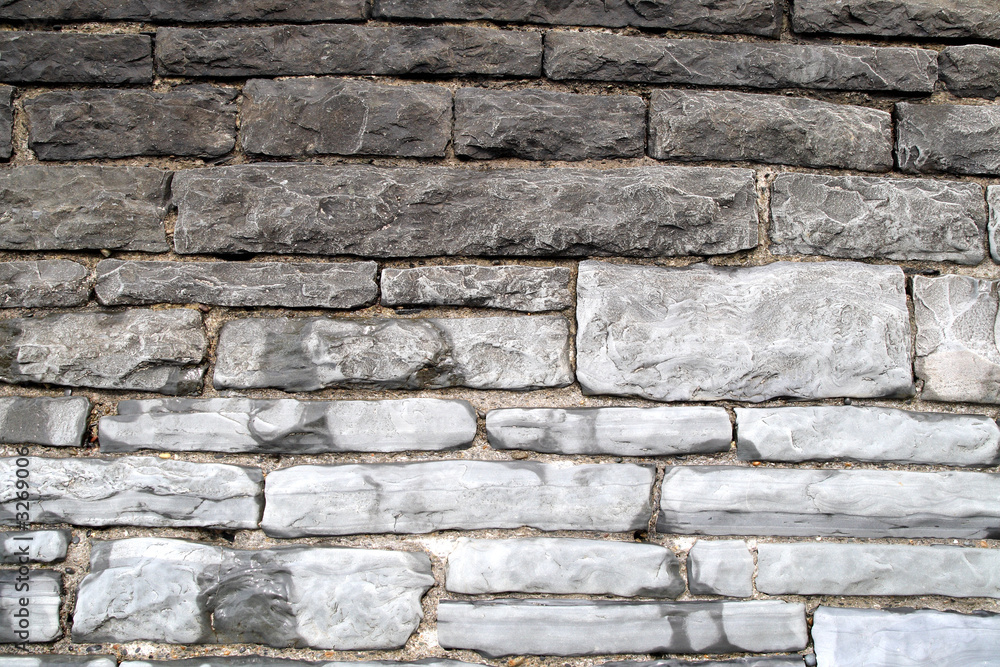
[0,260,89,308]
[658,466,1000,538]
[0,33,151,83]
[576,260,913,402]
[0,658,114,667]
[0,86,12,160]
[262,461,654,536]
[123,661,479,667]
[381,265,572,312]
[897,102,1000,176]
[0,309,207,394]
[99,397,477,453]
[0,570,60,643]
[72,538,432,648]
[792,0,1000,39]
[0,397,89,447]
[939,45,1000,99]
[0,0,366,21]
[171,164,758,258]
[603,661,804,667]
[649,89,892,171]
[437,599,807,656]
[0,530,69,563]
[0,457,262,529]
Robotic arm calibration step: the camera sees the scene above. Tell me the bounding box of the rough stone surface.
[0,260,89,308]
[686,540,754,598]
[0,658,114,667]
[445,537,684,597]
[0,86,12,160]
[72,538,432,648]
[454,88,645,161]
[157,25,541,77]
[172,164,758,258]
[756,543,1000,598]
[736,406,1000,466]
[0,309,207,394]
[486,406,732,456]
[545,31,937,92]
[792,0,1000,39]
[0,0,366,21]
[0,570,60,643]
[649,89,892,171]
[0,33,151,83]
[215,315,572,392]
[0,396,89,447]
[99,397,477,453]
[241,79,450,158]
[603,661,804,667]
[576,260,913,402]
[381,265,572,312]
[769,172,986,264]
[95,260,377,309]
[0,166,170,252]
[939,45,1000,99]
[991,186,1000,263]
[25,85,237,160]
[658,466,1000,538]
[437,599,807,657]
[0,457,262,529]
[262,461,654,537]
[896,102,1000,176]
[0,530,69,563]
[122,661,478,667]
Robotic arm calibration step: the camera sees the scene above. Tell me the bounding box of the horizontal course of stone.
[381,265,572,312]
[0,570,60,642]
[0,396,89,446]
[0,530,69,563]
[686,540,754,597]
[0,32,152,83]
[0,0,368,21]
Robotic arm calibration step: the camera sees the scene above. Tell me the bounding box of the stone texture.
[896,102,1000,176]
[0,86,12,160]
[25,85,237,160]
[171,164,758,258]
[939,45,1000,99]
[0,397,89,447]
[0,457,262,529]
[770,172,986,264]
[0,260,89,308]
[95,260,377,309]
[72,538,432,648]
[991,186,1000,262]
[649,89,892,171]
[576,260,913,402]
[215,315,572,392]
[756,543,1000,598]
[99,397,477,454]
[381,265,572,312]
[0,0,366,21]
[0,166,170,252]
[546,31,937,92]
[437,599,807,657]
[603,661,804,667]
[0,309,207,394]
[157,25,541,77]
[736,406,1000,466]
[0,570,60,643]
[454,88,645,161]
[262,461,654,537]
[686,540,754,598]
[486,406,732,456]
[0,659,114,667]
[0,33,151,83]
[792,0,1000,39]
[0,530,69,563]
[241,79,450,158]
[658,466,1000,538]
[445,537,684,597]
[123,661,478,667]
[812,606,1000,666]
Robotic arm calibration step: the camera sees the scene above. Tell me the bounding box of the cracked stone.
[896,102,1000,176]
[0,260,89,308]
[0,0,366,21]
[686,540,754,598]
[939,45,1000,99]
[0,530,70,563]
[792,0,1000,39]
[0,396,89,447]
[381,265,572,312]
[0,33,151,83]
[0,570,60,642]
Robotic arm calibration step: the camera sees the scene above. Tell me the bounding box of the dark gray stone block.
[0,86,12,160]
[991,186,1000,262]
[897,102,1000,176]
[686,540,753,597]
[792,0,1000,39]
[0,33,151,83]
[0,397,89,447]
[940,45,1000,99]
[0,570,60,642]
[0,0,366,21]
[0,260,89,308]
[0,530,69,563]
[381,265,571,312]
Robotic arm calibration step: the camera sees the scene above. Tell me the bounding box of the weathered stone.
[486,406,732,456]
[215,315,571,392]
[546,31,936,92]
[0,397,89,447]
[991,186,1000,262]
[897,102,1000,176]
[0,530,69,563]
[792,0,1000,39]
[812,606,1000,666]
[437,599,807,657]
[157,25,540,77]
[0,260,89,308]
[0,457,261,529]
[0,0,366,21]
[123,661,476,667]
[95,260,377,309]
[603,660,804,667]
[757,543,1000,598]
[262,461,654,537]
[939,45,1000,99]
[576,260,913,402]
[445,537,684,597]
[0,86,12,160]
[454,88,645,161]
[25,85,237,160]
[686,540,753,597]
[0,33,151,83]
[0,166,170,252]
[172,164,758,258]
[0,570,60,643]
[241,79,450,158]
[770,172,986,264]
[0,309,206,394]
[72,538,431,648]
[0,658,115,667]
[649,90,892,171]
[99,397,477,454]
[658,466,1000,538]
[381,265,572,312]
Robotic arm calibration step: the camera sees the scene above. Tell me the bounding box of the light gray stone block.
[262,461,654,537]
[0,658,115,667]
[72,538,432,648]
[0,32,152,84]
[687,540,753,597]
[445,537,684,597]
[123,660,479,667]
[576,260,913,402]
[0,530,69,564]
[897,102,1000,176]
[603,658,805,667]
[0,0,366,21]
[792,0,1000,39]
[989,185,1000,263]
[0,260,89,308]
[0,570,60,643]
[939,45,1000,99]
[0,397,89,447]
[381,265,572,312]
